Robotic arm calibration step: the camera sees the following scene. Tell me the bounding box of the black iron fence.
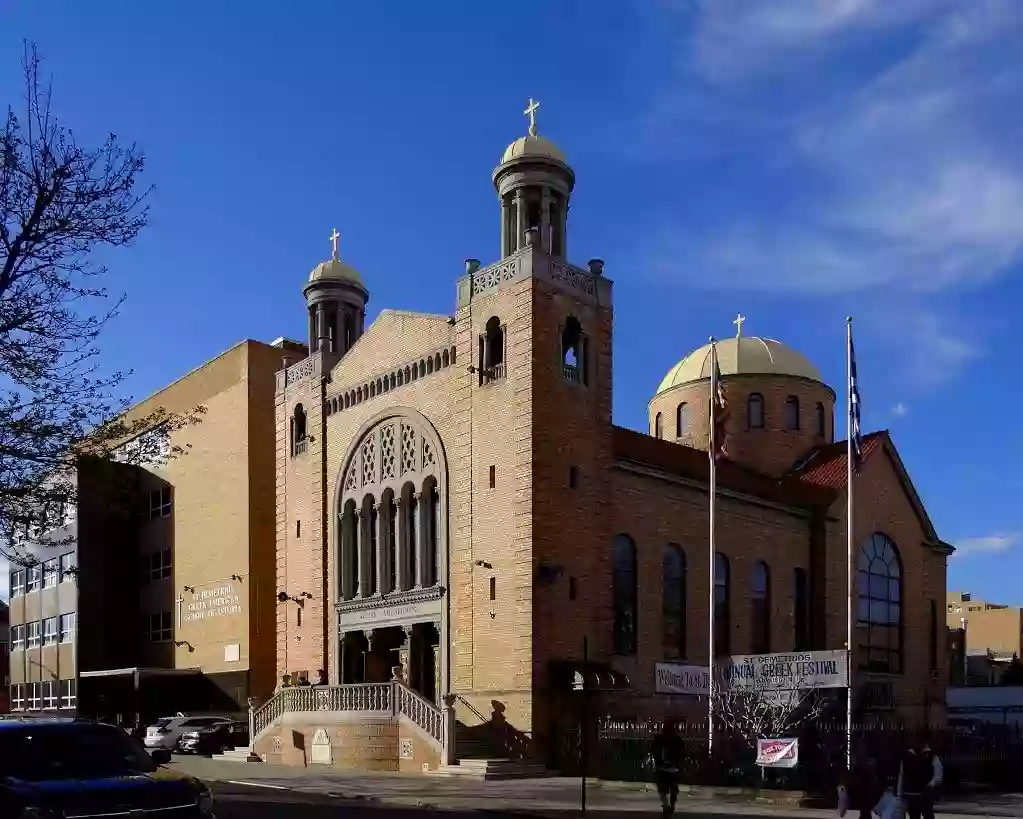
[552,717,1023,794]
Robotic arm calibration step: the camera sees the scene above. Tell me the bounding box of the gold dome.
[656,336,823,395]
[308,258,364,287]
[500,134,566,165]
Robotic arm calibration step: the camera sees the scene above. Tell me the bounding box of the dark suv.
[0,718,215,817]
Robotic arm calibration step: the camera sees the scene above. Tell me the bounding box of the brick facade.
[273,136,950,762]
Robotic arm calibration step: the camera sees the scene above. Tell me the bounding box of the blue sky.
[1,1,1022,602]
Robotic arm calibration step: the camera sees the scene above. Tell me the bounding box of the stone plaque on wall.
[311,728,332,765]
[337,595,441,630]
[400,739,413,759]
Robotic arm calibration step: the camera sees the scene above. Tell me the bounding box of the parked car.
[144,715,234,752]
[178,720,249,755]
[0,717,215,817]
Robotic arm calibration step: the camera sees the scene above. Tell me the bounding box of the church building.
[268,103,951,767]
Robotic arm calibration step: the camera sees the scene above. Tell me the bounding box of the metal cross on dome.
[329,228,340,260]
[733,313,746,338]
[524,98,540,136]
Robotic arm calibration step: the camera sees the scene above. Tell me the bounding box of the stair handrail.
[392,680,444,746]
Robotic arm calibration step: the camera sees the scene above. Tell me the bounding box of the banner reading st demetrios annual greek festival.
[655,649,848,695]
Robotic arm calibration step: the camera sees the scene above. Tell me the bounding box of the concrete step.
[432,758,553,780]
[218,746,259,762]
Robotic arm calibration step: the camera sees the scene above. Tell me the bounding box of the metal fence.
[552,717,1023,794]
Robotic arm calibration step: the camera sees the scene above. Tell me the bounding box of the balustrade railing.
[251,681,446,749]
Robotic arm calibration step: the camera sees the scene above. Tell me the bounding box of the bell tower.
[493,98,575,259]
[302,229,369,356]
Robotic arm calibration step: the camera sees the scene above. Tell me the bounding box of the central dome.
[308,257,364,287]
[656,336,823,395]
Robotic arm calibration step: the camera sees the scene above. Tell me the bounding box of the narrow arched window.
[929,599,938,672]
[748,394,765,429]
[662,545,686,659]
[675,403,688,438]
[291,404,308,457]
[857,533,903,673]
[714,552,730,656]
[480,316,505,384]
[815,402,826,438]
[613,534,638,655]
[751,560,771,654]
[654,413,663,439]
[793,568,809,651]
[562,317,586,384]
[784,396,800,431]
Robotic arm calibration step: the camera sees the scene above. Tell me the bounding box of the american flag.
[849,331,863,472]
[710,344,728,462]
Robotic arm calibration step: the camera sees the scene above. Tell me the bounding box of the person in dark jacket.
[650,721,685,816]
[841,756,883,819]
[897,739,943,819]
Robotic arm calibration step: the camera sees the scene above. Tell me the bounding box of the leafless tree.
[0,43,202,562]
[712,662,832,750]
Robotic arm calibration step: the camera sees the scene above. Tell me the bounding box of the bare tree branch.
[0,42,204,563]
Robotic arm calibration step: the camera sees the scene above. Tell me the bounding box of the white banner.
[756,737,799,768]
[655,663,710,695]
[656,650,847,695]
[725,650,848,691]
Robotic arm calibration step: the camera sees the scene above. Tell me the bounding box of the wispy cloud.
[953,532,1019,557]
[635,0,1022,388]
[643,0,1023,296]
[891,402,908,418]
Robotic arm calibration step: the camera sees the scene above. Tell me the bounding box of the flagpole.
[707,337,717,759]
[845,316,854,771]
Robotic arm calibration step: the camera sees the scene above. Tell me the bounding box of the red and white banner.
[756,738,798,768]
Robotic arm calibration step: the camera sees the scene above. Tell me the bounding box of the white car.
[143,715,233,752]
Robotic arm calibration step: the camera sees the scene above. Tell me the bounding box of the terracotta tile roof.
[789,430,887,490]
[612,426,834,509]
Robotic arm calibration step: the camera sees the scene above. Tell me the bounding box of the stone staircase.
[430,725,552,780]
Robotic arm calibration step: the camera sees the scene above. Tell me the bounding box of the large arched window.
[662,545,686,659]
[654,413,663,439]
[856,533,903,673]
[751,561,771,654]
[613,534,638,655]
[748,394,765,429]
[714,552,730,656]
[784,396,800,431]
[338,415,445,602]
[793,568,809,651]
[675,403,689,438]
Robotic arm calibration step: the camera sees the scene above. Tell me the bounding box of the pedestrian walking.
[650,720,684,816]
[897,739,943,819]
[839,756,883,819]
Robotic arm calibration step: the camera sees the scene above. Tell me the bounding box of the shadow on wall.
[457,699,534,761]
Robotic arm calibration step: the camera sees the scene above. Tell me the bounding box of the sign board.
[184,584,243,623]
[756,738,798,769]
[725,650,848,691]
[655,664,710,696]
[656,650,847,695]
[310,728,332,765]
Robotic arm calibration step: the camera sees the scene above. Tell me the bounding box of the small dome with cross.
[309,229,365,287]
[498,98,568,166]
[655,316,823,396]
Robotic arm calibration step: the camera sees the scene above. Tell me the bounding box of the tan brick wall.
[609,468,813,690]
[649,375,836,477]
[946,604,1022,658]
[132,342,287,689]
[252,714,441,772]
[822,446,948,721]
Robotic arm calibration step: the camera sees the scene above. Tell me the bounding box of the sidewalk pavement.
[167,756,1023,818]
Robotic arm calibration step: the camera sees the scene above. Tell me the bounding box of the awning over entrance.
[548,659,632,692]
[79,667,202,686]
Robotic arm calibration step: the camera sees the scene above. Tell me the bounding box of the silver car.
[143,715,233,752]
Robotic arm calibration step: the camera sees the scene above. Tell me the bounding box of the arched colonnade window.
[338,416,443,600]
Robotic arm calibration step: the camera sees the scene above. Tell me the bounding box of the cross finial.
[524,98,540,137]
[733,313,746,338]
[329,228,340,260]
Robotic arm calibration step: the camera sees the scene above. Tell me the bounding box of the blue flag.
[849,332,863,472]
